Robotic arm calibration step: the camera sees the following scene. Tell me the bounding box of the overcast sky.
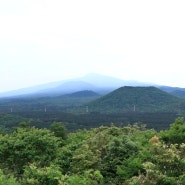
[0,0,185,92]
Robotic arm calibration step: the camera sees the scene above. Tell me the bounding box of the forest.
[1,117,185,184]
[0,86,184,132]
[0,111,179,132]
[0,86,185,184]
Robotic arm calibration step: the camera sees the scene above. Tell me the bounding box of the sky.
[0,0,185,93]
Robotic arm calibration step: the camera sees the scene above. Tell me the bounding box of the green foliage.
[1,119,185,184]
[160,117,185,144]
[0,125,11,135]
[70,126,117,173]
[22,163,62,185]
[71,143,100,172]
[101,135,138,182]
[0,110,178,132]
[59,170,103,185]
[0,169,20,185]
[0,112,27,128]
[56,129,92,174]
[23,165,104,185]
[49,122,67,139]
[18,121,31,128]
[125,132,185,184]
[116,157,142,180]
[0,127,61,175]
[88,86,184,113]
[126,161,177,185]
[148,141,184,177]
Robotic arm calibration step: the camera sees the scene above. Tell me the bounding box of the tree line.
[0,111,178,132]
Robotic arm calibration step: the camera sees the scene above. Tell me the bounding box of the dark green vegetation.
[3,111,177,131]
[0,87,185,131]
[1,85,185,184]
[87,86,185,113]
[1,87,184,114]
[1,118,185,184]
[0,90,100,112]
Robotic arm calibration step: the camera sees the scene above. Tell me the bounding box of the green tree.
[126,135,185,184]
[49,122,67,139]
[0,169,20,185]
[160,117,185,144]
[101,135,138,183]
[22,163,62,185]
[58,170,103,185]
[18,121,31,129]
[57,129,92,174]
[0,127,61,176]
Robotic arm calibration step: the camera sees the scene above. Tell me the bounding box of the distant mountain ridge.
[0,73,185,98]
[37,81,97,96]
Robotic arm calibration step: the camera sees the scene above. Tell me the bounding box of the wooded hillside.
[87,86,185,113]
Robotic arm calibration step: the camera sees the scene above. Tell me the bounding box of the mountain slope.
[36,81,98,96]
[77,73,153,87]
[87,86,185,113]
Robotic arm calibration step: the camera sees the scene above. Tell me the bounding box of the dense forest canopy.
[0,118,185,184]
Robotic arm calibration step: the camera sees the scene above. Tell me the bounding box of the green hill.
[87,86,185,113]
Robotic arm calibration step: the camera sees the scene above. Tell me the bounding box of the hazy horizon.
[1,0,185,92]
[0,72,182,95]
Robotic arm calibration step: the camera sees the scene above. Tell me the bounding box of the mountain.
[0,81,66,98]
[77,73,153,88]
[36,81,98,96]
[1,73,185,98]
[0,73,155,98]
[87,86,185,113]
[39,73,153,96]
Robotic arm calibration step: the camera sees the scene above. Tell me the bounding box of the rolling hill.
[87,86,185,113]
